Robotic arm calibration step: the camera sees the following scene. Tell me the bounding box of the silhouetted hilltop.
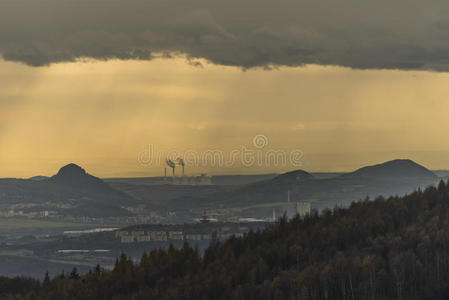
[271,169,314,183]
[342,159,438,179]
[50,163,109,191]
[0,164,140,214]
[46,163,138,206]
[54,163,87,179]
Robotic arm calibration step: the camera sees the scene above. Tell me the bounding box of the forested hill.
[5,181,449,300]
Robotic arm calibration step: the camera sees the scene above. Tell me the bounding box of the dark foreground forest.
[4,181,449,299]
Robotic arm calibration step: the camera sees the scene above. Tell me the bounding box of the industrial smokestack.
[177,158,185,177]
[166,158,176,177]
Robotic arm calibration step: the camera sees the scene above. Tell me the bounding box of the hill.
[343,159,438,179]
[0,164,139,216]
[157,169,314,212]
[270,169,315,183]
[4,180,449,299]
[49,164,110,192]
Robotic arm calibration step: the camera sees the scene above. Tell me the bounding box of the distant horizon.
[5,156,449,180]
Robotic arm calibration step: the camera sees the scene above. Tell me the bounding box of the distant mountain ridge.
[158,159,440,214]
[0,159,441,219]
[343,159,438,179]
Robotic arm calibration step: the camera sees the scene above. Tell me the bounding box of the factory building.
[296,201,311,218]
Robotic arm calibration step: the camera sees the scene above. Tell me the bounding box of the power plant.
[176,158,185,177]
[164,157,212,185]
[165,158,176,177]
[279,190,311,220]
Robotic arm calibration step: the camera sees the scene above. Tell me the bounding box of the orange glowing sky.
[1,56,449,178]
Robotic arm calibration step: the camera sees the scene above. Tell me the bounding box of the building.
[167,174,212,185]
[297,202,311,218]
[168,231,184,240]
[120,235,134,243]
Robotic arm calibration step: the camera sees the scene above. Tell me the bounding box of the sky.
[2,0,449,177]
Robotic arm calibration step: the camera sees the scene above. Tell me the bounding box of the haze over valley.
[0,159,444,279]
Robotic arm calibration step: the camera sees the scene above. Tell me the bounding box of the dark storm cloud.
[2,0,449,70]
